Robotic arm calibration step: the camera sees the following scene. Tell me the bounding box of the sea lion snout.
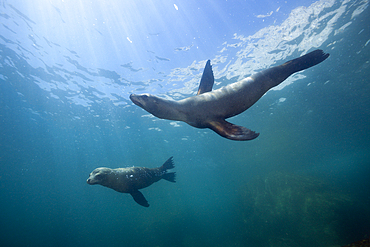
[87,178,95,184]
[130,94,148,108]
[87,175,101,185]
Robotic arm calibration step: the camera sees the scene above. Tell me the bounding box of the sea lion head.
[130,93,176,119]
[129,93,161,111]
[87,167,112,185]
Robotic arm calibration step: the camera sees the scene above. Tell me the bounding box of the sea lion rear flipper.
[285,49,330,73]
[130,190,149,207]
[208,119,259,141]
[197,60,214,95]
[160,157,176,182]
[253,50,330,88]
[161,156,175,170]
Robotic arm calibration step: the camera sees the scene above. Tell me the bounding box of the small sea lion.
[87,157,175,207]
[130,50,329,141]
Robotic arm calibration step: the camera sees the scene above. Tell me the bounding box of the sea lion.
[130,49,329,141]
[87,156,175,207]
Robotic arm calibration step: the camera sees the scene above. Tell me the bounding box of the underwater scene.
[1,0,370,246]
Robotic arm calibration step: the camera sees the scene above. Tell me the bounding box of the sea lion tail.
[284,49,330,74]
[255,49,330,88]
[162,172,176,183]
[160,156,176,183]
[161,156,175,170]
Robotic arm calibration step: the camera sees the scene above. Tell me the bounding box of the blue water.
[1,0,370,246]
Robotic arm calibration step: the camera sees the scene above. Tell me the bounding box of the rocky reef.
[238,172,367,247]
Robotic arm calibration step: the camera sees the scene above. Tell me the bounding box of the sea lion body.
[87,157,175,207]
[130,50,329,141]
[178,76,268,122]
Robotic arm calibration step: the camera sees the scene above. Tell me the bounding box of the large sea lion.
[130,49,329,141]
[87,157,175,207]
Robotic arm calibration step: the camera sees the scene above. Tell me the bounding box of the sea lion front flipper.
[208,119,259,141]
[130,190,149,207]
[197,60,214,95]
